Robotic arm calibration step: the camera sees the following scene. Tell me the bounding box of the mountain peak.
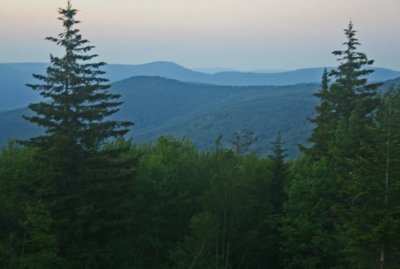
[145,61,182,66]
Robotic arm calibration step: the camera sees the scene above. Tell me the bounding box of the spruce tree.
[22,1,134,267]
[326,22,381,175]
[24,0,131,164]
[304,22,381,160]
[330,21,381,120]
[295,22,385,268]
[315,22,389,268]
[302,68,333,158]
[339,86,400,268]
[268,132,288,214]
[266,133,288,269]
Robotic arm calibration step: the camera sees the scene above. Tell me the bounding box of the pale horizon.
[1,0,399,70]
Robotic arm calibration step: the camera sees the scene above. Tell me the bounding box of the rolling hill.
[1,65,399,157]
[0,76,320,157]
[1,61,399,110]
[112,77,319,156]
[2,75,400,157]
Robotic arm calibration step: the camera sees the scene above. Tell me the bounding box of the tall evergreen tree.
[328,22,380,170]
[302,68,333,158]
[311,22,391,268]
[266,133,288,269]
[376,86,400,268]
[338,86,400,268]
[304,22,381,161]
[329,21,381,120]
[268,132,288,214]
[292,22,385,269]
[21,1,134,268]
[23,0,131,164]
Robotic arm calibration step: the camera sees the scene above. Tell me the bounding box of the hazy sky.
[1,0,399,70]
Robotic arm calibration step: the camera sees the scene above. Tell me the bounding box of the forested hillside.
[0,77,319,157]
[2,76,399,157]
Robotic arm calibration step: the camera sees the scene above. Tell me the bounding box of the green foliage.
[305,22,381,160]
[127,137,204,268]
[0,142,65,268]
[282,157,342,269]
[298,21,400,269]
[323,23,396,267]
[13,2,135,268]
[268,133,288,214]
[0,143,34,268]
[18,203,66,269]
[169,146,286,269]
[335,86,400,268]
[330,22,381,119]
[303,68,334,157]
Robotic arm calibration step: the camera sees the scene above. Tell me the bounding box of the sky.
[0,0,399,71]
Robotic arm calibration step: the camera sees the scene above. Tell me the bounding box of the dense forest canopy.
[0,2,399,269]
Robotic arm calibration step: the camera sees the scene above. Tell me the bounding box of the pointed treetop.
[58,0,79,28]
[269,131,287,161]
[23,0,132,152]
[347,20,354,33]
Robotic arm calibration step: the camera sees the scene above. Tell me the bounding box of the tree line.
[0,2,399,269]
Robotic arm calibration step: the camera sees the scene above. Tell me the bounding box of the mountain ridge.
[1,75,399,157]
[0,76,321,157]
[1,61,399,110]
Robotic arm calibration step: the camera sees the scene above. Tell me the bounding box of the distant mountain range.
[2,75,400,157]
[0,76,319,157]
[1,61,399,110]
[1,62,399,157]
